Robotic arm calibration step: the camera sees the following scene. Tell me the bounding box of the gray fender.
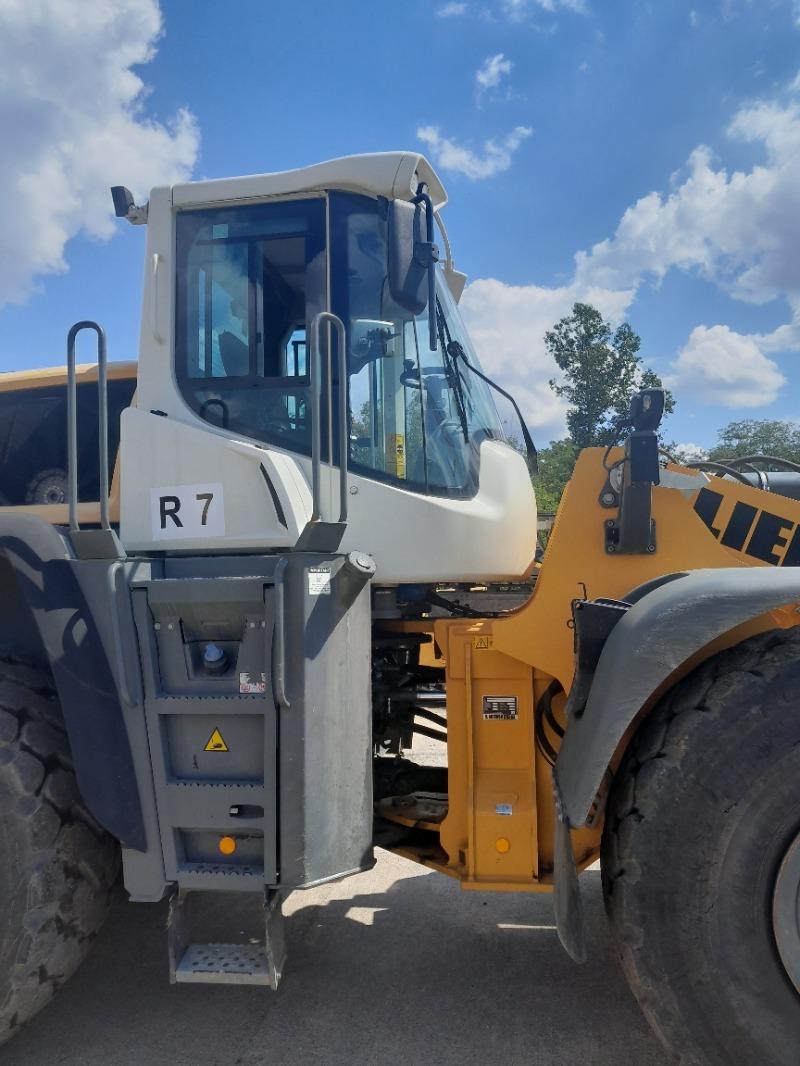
[555,566,800,828]
[0,514,146,849]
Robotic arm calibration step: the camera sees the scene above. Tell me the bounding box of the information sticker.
[239,672,267,695]
[482,695,518,721]
[308,565,332,596]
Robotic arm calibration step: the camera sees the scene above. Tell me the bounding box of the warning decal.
[239,672,266,694]
[473,636,494,650]
[204,728,229,752]
[482,696,518,721]
[308,565,332,596]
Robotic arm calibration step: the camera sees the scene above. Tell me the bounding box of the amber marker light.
[219,836,237,856]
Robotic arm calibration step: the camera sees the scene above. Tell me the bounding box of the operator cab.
[174,193,504,499]
[122,153,537,582]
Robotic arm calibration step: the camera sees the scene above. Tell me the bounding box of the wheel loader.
[0,152,799,1065]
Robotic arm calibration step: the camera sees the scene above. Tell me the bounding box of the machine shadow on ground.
[4,854,668,1066]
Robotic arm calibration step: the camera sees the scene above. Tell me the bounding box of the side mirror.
[387,200,428,314]
[387,192,439,350]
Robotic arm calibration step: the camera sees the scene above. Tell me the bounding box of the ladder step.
[168,887,285,989]
[174,943,272,986]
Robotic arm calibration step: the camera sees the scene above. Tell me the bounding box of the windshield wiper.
[438,314,470,444]
[446,340,538,472]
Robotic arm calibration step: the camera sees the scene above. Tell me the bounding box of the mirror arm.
[412,183,440,351]
[434,208,453,271]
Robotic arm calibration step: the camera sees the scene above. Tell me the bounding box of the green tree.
[533,439,579,513]
[708,419,800,462]
[545,303,674,449]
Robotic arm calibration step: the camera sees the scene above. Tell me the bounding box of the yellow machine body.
[380,448,800,889]
[0,361,137,525]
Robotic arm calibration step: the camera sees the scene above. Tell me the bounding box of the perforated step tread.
[175,942,271,985]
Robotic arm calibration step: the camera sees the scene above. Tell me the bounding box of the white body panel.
[170,152,447,211]
[121,152,538,583]
[121,403,537,581]
[121,408,311,552]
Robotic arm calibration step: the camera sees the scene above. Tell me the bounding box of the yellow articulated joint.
[436,619,541,890]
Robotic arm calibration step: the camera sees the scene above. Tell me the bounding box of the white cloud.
[457,86,800,425]
[476,53,513,97]
[436,1,467,15]
[667,325,786,408]
[417,125,532,180]
[578,61,589,73]
[459,277,634,440]
[671,442,708,462]
[568,89,800,387]
[574,100,800,312]
[502,0,587,16]
[0,0,199,308]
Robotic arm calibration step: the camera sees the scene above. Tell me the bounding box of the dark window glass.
[175,198,326,454]
[329,192,505,499]
[0,377,136,506]
[174,192,505,499]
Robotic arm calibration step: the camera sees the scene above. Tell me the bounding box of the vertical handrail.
[272,558,291,710]
[67,321,110,533]
[308,311,349,525]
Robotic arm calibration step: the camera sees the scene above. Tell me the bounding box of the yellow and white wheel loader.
[1,153,799,1065]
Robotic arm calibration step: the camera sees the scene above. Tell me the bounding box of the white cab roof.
[171,151,448,210]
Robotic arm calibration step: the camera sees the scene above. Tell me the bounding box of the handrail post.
[307,311,348,526]
[66,321,110,532]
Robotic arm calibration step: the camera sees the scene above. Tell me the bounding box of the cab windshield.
[175,192,506,498]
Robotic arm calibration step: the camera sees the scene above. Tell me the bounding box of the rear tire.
[601,627,800,1066]
[0,656,119,1045]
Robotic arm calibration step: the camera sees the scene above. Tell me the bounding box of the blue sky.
[1,0,799,450]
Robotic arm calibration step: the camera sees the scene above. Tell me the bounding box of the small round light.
[495,837,511,854]
[219,835,237,856]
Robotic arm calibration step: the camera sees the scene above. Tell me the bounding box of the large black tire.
[601,627,800,1066]
[0,656,119,1044]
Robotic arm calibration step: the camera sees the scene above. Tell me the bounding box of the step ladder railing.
[308,310,349,525]
[66,320,110,532]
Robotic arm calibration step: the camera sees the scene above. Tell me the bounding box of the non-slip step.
[174,943,272,985]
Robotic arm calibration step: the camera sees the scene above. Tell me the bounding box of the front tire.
[0,656,119,1045]
[601,628,800,1066]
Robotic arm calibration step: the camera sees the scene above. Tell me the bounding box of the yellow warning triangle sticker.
[204,728,229,753]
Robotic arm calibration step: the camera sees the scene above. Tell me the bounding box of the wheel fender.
[554,566,800,829]
[0,514,146,850]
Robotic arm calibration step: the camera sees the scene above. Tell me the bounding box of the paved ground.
[6,851,669,1066]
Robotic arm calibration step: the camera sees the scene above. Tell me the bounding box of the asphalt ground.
[4,850,670,1066]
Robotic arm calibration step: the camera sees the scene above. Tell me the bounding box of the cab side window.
[175,199,326,456]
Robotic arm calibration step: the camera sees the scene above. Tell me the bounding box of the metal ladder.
[130,567,287,987]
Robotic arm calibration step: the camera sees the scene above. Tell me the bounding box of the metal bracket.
[564,598,629,720]
[604,514,657,555]
[603,428,660,555]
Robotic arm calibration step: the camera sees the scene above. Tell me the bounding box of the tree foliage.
[545,302,674,449]
[707,419,800,462]
[532,439,578,514]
